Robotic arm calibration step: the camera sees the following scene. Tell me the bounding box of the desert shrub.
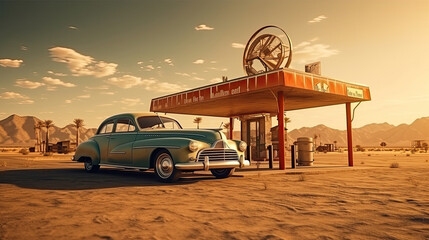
[390,162,399,168]
[19,148,29,155]
[44,152,53,156]
[361,161,365,164]
[406,153,410,157]
[298,174,306,181]
[367,154,371,157]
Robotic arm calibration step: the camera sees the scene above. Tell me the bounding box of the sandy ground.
[0,151,429,240]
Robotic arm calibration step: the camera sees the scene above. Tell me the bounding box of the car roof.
[104,112,178,122]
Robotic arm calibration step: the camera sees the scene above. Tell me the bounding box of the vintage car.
[72,113,250,182]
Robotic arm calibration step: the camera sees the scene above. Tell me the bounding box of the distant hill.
[286,117,429,147]
[0,114,96,146]
[1,114,428,147]
[229,117,429,147]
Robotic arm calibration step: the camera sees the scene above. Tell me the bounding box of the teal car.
[72,113,250,182]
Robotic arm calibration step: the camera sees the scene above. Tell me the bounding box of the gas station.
[150,26,371,170]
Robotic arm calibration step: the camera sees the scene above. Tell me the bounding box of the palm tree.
[43,120,54,153]
[34,121,42,152]
[73,119,84,146]
[380,142,387,151]
[193,117,202,129]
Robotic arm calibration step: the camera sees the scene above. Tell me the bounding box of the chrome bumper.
[175,156,250,171]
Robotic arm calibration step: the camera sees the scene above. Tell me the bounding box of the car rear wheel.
[210,168,235,178]
[84,158,100,173]
[154,151,180,182]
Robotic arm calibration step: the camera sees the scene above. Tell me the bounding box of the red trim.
[278,91,285,170]
[229,118,234,140]
[346,103,354,166]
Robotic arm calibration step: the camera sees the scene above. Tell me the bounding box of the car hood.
[137,128,224,144]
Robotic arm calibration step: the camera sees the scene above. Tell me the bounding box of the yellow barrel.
[297,137,314,166]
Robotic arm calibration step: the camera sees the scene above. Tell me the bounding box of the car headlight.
[189,140,200,152]
[238,141,247,152]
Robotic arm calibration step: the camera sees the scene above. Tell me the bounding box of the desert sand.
[1,151,428,240]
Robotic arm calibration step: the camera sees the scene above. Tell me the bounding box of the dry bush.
[390,162,399,168]
[361,161,365,165]
[298,174,306,181]
[0,160,6,167]
[19,148,29,155]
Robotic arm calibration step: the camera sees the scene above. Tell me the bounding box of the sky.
[1,0,429,130]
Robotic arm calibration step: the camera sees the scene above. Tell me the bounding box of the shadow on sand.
[0,167,215,190]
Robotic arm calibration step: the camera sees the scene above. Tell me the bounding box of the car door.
[107,118,137,165]
[92,120,115,163]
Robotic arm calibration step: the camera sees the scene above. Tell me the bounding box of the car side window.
[98,121,114,134]
[115,119,136,133]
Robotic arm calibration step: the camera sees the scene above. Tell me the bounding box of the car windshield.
[137,116,182,130]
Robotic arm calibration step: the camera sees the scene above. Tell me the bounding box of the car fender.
[74,139,101,165]
[133,137,210,164]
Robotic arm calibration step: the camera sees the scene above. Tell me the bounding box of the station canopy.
[150,68,371,117]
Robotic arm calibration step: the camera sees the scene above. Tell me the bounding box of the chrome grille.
[197,149,239,162]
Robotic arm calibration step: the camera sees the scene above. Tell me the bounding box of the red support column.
[229,117,234,140]
[346,103,354,167]
[278,91,285,170]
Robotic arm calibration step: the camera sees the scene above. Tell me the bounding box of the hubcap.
[156,153,173,179]
[85,161,92,170]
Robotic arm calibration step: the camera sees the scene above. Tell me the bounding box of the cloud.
[47,70,67,77]
[0,91,27,99]
[137,61,143,65]
[18,99,34,104]
[153,82,185,93]
[193,59,204,64]
[210,78,222,84]
[15,79,45,89]
[116,98,141,107]
[143,65,155,71]
[294,42,339,63]
[0,59,23,68]
[49,47,117,77]
[97,103,113,107]
[106,75,151,89]
[100,91,115,95]
[42,76,76,87]
[69,26,78,30]
[77,94,90,99]
[232,43,245,49]
[210,61,217,64]
[106,75,185,93]
[21,46,28,51]
[164,58,174,66]
[193,77,205,81]
[175,72,191,77]
[65,100,72,104]
[195,24,214,31]
[308,15,327,23]
[85,85,109,90]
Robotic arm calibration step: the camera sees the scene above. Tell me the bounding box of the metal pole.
[278,91,285,170]
[291,145,296,169]
[229,117,234,140]
[268,145,273,169]
[346,103,354,166]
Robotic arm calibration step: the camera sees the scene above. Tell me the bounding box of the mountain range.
[0,114,428,147]
[0,114,96,147]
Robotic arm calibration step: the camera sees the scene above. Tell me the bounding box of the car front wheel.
[210,168,235,178]
[154,151,180,182]
[84,158,100,173]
